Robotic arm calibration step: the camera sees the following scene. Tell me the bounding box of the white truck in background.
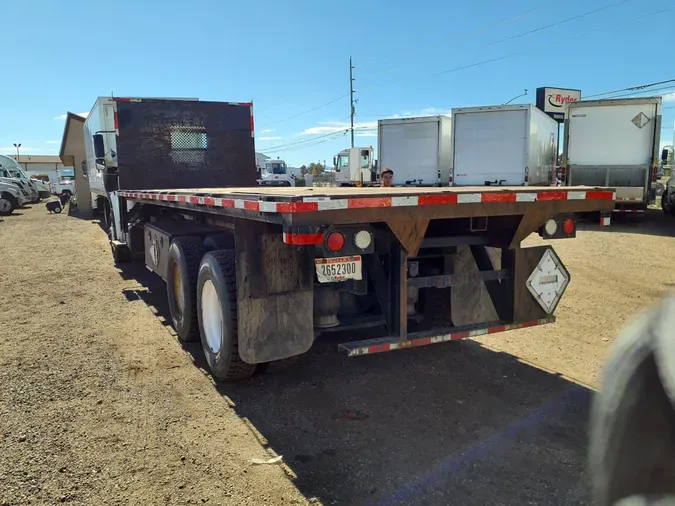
[257,158,298,187]
[333,147,377,186]
[450,104,557,186]
[378,116,451,186]
[562,97,661,213]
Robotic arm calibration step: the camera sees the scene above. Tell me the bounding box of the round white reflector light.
[544,219,557,236]
[354,230,372,250]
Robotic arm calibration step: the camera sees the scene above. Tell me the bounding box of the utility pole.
[349,57,355,148]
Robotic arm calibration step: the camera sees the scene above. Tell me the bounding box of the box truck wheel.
[196,250,256,382]
[166,236,205,343]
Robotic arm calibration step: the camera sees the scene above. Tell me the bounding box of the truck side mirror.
[93,134,105,159]
[662,148,669,164]
[333,156,337,167]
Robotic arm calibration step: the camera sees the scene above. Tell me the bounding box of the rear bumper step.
[338,318,555,357]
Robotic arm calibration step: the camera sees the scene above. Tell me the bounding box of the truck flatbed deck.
[118,186,615,228]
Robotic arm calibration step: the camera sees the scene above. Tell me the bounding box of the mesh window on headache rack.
[170,125,207,166]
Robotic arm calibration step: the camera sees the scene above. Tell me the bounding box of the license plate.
[315,256,362,283]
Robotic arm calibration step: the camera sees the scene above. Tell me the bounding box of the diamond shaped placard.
[631,112,650,129]
[526,249,570,314]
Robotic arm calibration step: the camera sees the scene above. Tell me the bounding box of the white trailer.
[377,116,452,186]
[562,97,661,212]
[450,104,557,187]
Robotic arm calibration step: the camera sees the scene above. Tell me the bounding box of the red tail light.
[652,166,658,183]
[563,218,575,235]
[326,232,345,252]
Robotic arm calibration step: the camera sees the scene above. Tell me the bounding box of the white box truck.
[377,116,452,186]
[562,97,661,212]
[450,104,557,187]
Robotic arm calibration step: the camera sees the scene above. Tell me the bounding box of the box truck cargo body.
[450,104,557,187]
[377,116,452,186]
[562,97,661,210]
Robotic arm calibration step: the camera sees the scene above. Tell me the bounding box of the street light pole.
[13,143,21,165]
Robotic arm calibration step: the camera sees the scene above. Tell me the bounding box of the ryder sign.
[536,87,581,122]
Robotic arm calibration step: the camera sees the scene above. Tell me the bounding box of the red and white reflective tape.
[118,189,615,215]
[612,209,644,213]
[345,318,554,357]
[615,197,641,202]
[282,232,324,245]
[600,216,611,226]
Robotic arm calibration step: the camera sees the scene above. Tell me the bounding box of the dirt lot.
[1,205,674,506]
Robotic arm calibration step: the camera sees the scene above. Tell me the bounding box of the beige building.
[58,112,91,213]
[9,154,69,182]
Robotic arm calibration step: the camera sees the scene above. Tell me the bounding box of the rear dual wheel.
[196,250,257,382]
[167,241,296,382]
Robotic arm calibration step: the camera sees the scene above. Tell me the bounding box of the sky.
[1,0,674,167]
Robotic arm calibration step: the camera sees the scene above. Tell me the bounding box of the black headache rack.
[114,99,257,191]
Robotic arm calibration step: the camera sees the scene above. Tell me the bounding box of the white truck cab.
[333,147,376,186]
[257,159,295,187]
[0,154,40,203]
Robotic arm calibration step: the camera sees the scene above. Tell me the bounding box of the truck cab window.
[360,150,370,169]
[338,155,349,170]
[268,163,287,175]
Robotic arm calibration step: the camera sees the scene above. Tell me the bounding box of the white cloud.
[260,128,275,133]
[46,140,59,144]
[258,136,282,141]
[298,107,452,138]
[300,120,377,136]
[663,93,675,102]
[0,147,41,153]
[54,112,89,120]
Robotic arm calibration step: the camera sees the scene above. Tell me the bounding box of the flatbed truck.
[85,96,616,382]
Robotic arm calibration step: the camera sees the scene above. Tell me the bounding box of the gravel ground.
[0,205,309,506]
[1,204,673,506]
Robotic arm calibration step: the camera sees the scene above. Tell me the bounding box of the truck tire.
[196,250,256,382]
[166,236,205,343]
[589,296,675,506]
[661,190,675,216]
[0,192,17,216]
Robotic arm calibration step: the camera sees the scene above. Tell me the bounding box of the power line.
[359,0,633,82]
[270,125,376,154]
[583,79,675,99]
[256,93,349,130]
[357,4,671,94]
[257,117,352,152]
[598,84,675,99]
[355,0,572,69]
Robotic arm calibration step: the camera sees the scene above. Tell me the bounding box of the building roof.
[10,154,63,164]
[59,112,87,159]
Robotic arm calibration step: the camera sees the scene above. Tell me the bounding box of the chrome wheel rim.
[201,279,222,354]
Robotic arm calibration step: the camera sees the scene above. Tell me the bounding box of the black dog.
[45,200,62,214]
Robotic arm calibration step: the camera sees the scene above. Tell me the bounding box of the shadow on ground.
[116,260,595,506]
[578,208,675,237]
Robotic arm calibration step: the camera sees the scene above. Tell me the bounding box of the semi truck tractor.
[562,97,661,213]
[83,96,616,382]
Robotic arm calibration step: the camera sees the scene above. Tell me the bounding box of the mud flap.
[234,220,314,364]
